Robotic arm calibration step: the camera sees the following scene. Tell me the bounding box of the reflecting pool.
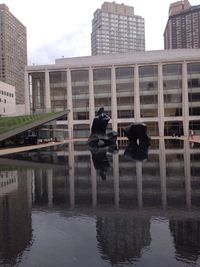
[0,139,200,267]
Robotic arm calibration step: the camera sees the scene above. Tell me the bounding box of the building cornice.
[25,49,200,71]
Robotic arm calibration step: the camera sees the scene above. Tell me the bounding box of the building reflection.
[96,215,151,265]
[169,219,200,264]
[29,139,200,265]
[0,164,32,266]
[10,139,199,211]
[1,139,200,265]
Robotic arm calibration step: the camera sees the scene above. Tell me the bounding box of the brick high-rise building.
[91,1,145,55]
[0,4,27,105]
[164,0,200,49]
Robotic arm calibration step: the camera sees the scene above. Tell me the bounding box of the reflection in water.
[96,215,151,265]
[170,219,200,264]
[124,140,150,161]
[89,144,118,180]
[0,167,32,266]
[0,139,200,266]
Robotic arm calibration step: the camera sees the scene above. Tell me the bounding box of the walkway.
[0,135,199,157]
[0,140,69,156]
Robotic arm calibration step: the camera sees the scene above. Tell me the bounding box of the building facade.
[91,1,145,55]
[164,0,200,49]
[0,81,16,116]
[25,49,200,138]
[0,4,27,105]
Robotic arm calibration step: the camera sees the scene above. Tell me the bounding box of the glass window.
[187,63,200,116]
[116,67,134,119]
[163,64,182,75]
[50,71,67,111]
[187,63,200,73]
[93,68,111,116]
[139,65,158,77]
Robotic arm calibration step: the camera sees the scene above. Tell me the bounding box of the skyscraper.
[0,4,27,105]
[164,0,200,49]
[91,1,145,55]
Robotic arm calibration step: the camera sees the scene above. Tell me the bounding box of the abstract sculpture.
[88,107,118,147]
[88,107,118,179]
[123,123,150,143]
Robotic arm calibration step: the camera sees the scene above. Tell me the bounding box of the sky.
[2,0,200,65]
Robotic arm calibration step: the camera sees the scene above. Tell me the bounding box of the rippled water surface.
[0,139,200,267]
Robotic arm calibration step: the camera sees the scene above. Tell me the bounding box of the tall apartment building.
[164,0,200,49]
[91,1,145,55]
[0,4,27,105]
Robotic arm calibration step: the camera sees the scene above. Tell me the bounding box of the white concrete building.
[0,81,16,116]
[91,1,145,55]
[25,49,200,138]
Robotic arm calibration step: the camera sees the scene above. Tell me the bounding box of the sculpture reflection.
[124,140,150,161]
[123,123,150,161]
[89,145,118,180]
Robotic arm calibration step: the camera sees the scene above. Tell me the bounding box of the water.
[0,139,200,267]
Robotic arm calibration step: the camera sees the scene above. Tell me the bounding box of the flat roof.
[26,49,200,71]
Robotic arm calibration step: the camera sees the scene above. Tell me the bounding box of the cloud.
[28,26,91,65]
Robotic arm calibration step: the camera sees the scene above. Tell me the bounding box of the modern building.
[25,49,200,139]
[91,1,145,55]
[164,0,200,49]
[0,81,16,116]
[0,4,27,110]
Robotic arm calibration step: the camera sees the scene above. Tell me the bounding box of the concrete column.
[134,64,140,121]
[182,62,189,136]
[24,70,30,114]
[158,63,164,136]
[26,170,33,209]
[184,140,191,209]
[136,162,143,208]
[45,70,51,112]
[47,169,53,207]
[159,139,167,209]
[32,172,35,204]
[67,68,73,139]
[113,153,119,208]
[111,66,118,132]
[39,170,43,196]
[90,155,97,208]
[68,142,75,209]
[89,67,95,128]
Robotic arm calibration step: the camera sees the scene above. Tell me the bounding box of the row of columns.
[25,62,191,137]
[37,139,192,210]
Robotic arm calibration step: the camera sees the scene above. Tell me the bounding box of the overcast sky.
[2,0,200,65]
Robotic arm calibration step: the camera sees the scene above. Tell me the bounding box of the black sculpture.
[123,123,150,161]
[88,107,118,147]
[123,123,150,144]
